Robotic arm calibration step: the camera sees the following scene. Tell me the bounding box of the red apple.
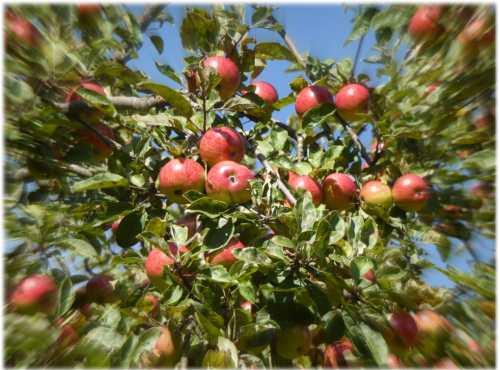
[144,294,160,318]
[199,127,246,166]
[287,172,322,206]
[78,122,115,158]
[209,239,246,266]
[250,81,278,104]
[458,17,495,49]
[176,214,198,239]
[240,301,253,312]
[153,327,180,366]
[426,83,440,95]
[295,85,333,115]
[57,324,80,349]
[474,114,492,129]
[360,180,393,211]
[387,354,402,368]
[323,339,353,368]
[6,12,40,46]
[389,311,418,347]
[86,275,114,304]
[322,173,358,210]
[10,274,58,314]
[158,158,205,204]
[467,338,482,354]
[363,269,376,283]
[66,82,106,105]
[441,204,464,217]
[205,160,255,204]
[203,56,241,100]
[78,4,101,15]
[392,173,431,212]
[414,310,452,337]
[145,248,174,285]
[335,83,370,121]
[111,218,121,234]
[408,6,443,39]
[433,358,459,369]
[471,182,493,199]
[168,242,189,255]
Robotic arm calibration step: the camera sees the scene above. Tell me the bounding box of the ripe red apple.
[363,269,376,283]
[392,173,431,212]
[203,56,241,100]
[111,218,121,234]
[389,311,418,347]
[176,214,198,239]
[458,17,495,49]
[209,239,246,266]
[78,4,101,15]
[158,158,205,204]
[6,12,40,47]
[199,127,246,166]
[323,339,353,367]
[250,81,279,104]
[168,242,189,255]
[57,324,80,349]
[145,248,174,285]
[387,354,402,368]
[10,274,58,314]
[360,180,393,211]
[153,327,180,366]
[86,275,114,304]
[66,82,106,105]
[433,358,459,369]
[78,122,115,158]
[408,6,443,39]
[144,294,160,318]
[205,160,255,204]
[335,83,370,121]
[295,85,333,115]
[414,310,452,338]
[287,172,323,206]
[322,173,358,210]
[276,325,312,359]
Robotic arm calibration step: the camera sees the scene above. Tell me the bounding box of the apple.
[249,81,279,104]
[168,242,189,255]
[205,160,255,204]
[415,310,452,337]
[322,173,358,210]
[408,6,443,40]
[426,83,440,95]
[275,325,312,360]
[458,17,495,49]
[199,127,246,166]
[471,182,493,199]
[392,173,431,212]
[287,172,322,206]
[240,301,253,312]
[387,354,402,368]
[78,4,101,15]
[57,324,80,349]
[66,82,106,104]
[10,274,58,314]
[144,294,160,318]
[158,158,205,204]
[362,269,376,283]
[203,56,241,100]
[145,248,174,286]
[323,339,353,367]
[66,82,107,124]
[78,122,115,159]
[209,239,246,266]
[360,180,393,211]
[474,114,493,130]
[86,275,114,304]
[433,358,459,369]
[335,83,370,121]
[111,218,121,234]
[389,311,418,347]
[176,214,198,239]
[467,338,482,354]
[153,327,180,366]
[295,85,333,115]
[6,12,40,46]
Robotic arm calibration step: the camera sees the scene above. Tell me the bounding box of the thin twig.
[270,15,306,68]
[256,153,296,206]
[55,95,164,112]
[272,119,297,139]
[296,134,304,161]
[335,112,372,164]
[351,33,366,79]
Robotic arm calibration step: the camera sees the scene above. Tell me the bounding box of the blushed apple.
[209,239,246,266]
[158,158,205,204]
[144,294,160,318]
[10,274,58,314]
[203,56,241,100]
[392,173,431,212]
[6,12,40,46]
[145,248,174,286]
[387,354,402,368]
[153,327,181,366]
[408,6,443,40]
[323,338,353,367]
[199,127,246,166]
[57,324,80,349]
[250,81,279,104]
[86,275,114,304]
[360,180,393,211]
[205,160,255,204]
[322,173,358,210]
[287,171,322,206]
[335,83,370,121]
[389,311,418,347]
[295,85,333,115]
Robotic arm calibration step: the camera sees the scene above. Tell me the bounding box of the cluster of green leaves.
[4,3,495,369]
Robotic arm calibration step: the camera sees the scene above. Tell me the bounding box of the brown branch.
[11,162,94,182]
[296,134,304,161]
[256,152,297,206]
[55,95,164,112]
[271,16,306,68]
[334,112,372,165]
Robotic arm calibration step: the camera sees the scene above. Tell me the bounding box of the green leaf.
[155,62,182,85]
[56,276,74,316]
[188,197,229,218]
[116,212,143,248]
[351,257,374,283]
[180,9,220,52]
[140,81,192,117]
[359,323,388,366]
[255,42,295,62]
[204,219,234,250]
[239,280,257,302]
[271,235,295,249]
[150,35,164,54]
[345,7,379,45]
[60,238,97,258]
[171,224,188,247]
[71,173,128,193]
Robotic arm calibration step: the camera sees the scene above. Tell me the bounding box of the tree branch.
[271,16,306,68]
[256,153,296,206]
[55,95,165,112]
[351,33,366,79]
[334,112,372,165]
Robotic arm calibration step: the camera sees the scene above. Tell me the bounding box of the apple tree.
[4,4,495,368]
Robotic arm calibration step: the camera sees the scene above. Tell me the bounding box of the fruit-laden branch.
[256,152,297,206]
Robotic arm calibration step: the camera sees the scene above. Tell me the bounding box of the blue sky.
[124,4,494,288]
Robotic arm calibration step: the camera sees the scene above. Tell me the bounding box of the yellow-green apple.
[408,6,443,40]
[145,248,174,287]
[276,325,312,360]
[335,83,370,121]
[360,180,393,212]
[203,56,241,100]
[77,122,115,159]
[392,173,430,212]
[205,160,255,204]
[86,275,114,304]
[158,158,205,203]
[209,239,246,266]
[389,311,418,347]
[287,171,322,206]
[250,81,279,104]
[322,173,358,210]
[323,338,353,367]
[10,274,58,314]
[199,127,246,166]
[6,12,40,46]
[176,214,198,239]
[295,85,333,115]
